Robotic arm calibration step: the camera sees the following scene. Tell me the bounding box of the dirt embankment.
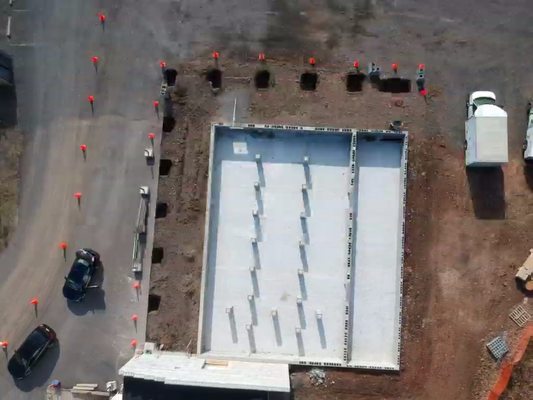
[146,76,215,351]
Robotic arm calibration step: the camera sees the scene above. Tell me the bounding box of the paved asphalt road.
[0,0,271,397]
[0,0,184,397]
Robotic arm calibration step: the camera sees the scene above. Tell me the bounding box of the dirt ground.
[147,58,531,400]
[147,1,533,399]
[501,342,533,400]
[147,78,215,351]
[0,128,22,251]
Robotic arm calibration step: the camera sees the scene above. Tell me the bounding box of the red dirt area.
[500,341,533,400]
[147,58,530,400]
[146,78,215,351]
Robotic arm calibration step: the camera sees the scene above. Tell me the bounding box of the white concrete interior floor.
[199,125,406,370]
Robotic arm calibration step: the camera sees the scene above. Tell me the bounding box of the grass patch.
[0,128,22,251]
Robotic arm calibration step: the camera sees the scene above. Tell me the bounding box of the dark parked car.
[62,248,100,302]
[7,324,56,380]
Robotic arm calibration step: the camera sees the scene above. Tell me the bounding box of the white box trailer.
[465,91,508,167]
[516,249,533,292]
[524,101,533,161]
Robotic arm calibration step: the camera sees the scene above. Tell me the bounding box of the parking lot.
[0,0,532,399]
[0,0,176,397]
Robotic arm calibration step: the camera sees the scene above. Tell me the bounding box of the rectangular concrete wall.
[349,134,405,369]
[198,124,407,370]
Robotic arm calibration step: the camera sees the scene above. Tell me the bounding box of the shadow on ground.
[13,342,60,392]
[515,279,533,298]
[523,164,533,191]
[67,288,106,315]
[466,167,506,219]
[91,262,105,287]
[0,85,17,127]
[124,376,289,400]
[0,51,16,127]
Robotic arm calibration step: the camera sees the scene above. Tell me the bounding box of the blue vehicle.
[62,248,100,302]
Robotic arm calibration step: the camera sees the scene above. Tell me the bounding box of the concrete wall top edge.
[212,124,408,140]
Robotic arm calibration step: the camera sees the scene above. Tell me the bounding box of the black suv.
[62,248,100,302]
[7,324,56,379]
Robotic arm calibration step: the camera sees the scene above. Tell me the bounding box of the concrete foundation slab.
[198,124,407,370]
